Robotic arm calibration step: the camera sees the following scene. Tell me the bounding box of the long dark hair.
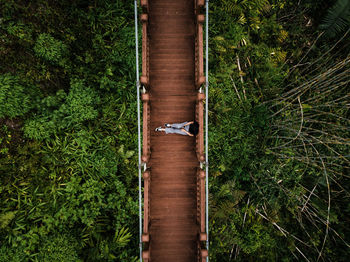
[189,121,199,135]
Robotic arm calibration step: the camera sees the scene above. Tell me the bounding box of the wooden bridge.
[138,0,208,261]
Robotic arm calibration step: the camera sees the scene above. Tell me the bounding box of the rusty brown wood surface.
[148,0,199,261]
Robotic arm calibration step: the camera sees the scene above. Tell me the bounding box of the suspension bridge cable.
[205,0,209,261]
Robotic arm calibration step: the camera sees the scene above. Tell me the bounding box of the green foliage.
[24,79,99,140]
[34,33,68,64]
[0,0,349,261]
[319,0,350,38]
[114,227,132,247]
[209,0,350,261]
[64,79,100,123]
[37,233,79,262]
[24,116,56,140]
[6,22,33,43]
[0,1,138,261]
[0,245,27,262]
[0,211,17,229]
[208,73,269,184]
[0,74,36,118]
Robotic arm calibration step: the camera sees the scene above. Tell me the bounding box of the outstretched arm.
[184,121,194,126]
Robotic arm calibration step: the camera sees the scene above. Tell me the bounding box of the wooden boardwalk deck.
[149,0,197,261]
[140,0,208,261]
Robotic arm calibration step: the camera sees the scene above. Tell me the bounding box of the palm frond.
[319,0,350,38]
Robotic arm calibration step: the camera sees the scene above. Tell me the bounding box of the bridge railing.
[196,93,205,162]
[196,169,206,237]
[195,0,205,89]
[140,0,151,163]
[141,93,150,163]
[142,171,151,261]
[195,60,208,262]
[141,2,151,261]
[140,1,149,88]
[196,168,208,262]
[195,1,209,261]
[197,241,209,262]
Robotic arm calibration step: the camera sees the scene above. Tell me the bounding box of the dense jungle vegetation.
[0,0,349,261]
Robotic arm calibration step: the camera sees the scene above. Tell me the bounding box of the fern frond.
[277,30,289,43]
[253,0,270,13]
[213,200,237,219]
[237,15,247,25]
[319,0,350,38]
[114,227,132,247]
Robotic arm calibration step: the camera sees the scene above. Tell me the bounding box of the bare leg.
[155,126,188,135]
[155,127,165,132]
[165,128,188,135]
[168,122,188,129]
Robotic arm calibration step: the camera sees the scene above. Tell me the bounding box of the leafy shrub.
[37,233,79,262]
[34,33,68,64]
[24,79,99,140]
[0,245,27,262]
[63,79,99,124]
[6,22,33,43]
[23,116,56,140]
[0,74,35,118]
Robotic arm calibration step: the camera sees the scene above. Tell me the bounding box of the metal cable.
[205,0,209,261]
[134,0,143,261]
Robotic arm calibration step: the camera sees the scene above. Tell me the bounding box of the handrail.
[196,93,206,262]
[140,13,149,87]
[196,241,208,262]
[201,249,209,262]
[196,15,205,88]
[141,93,150,162]
[196,168,201,225]
[196,93,205,162]
[141,0,148,11]
[142,250,150,262]
[195,0,209,261]
[199,170,206,235]
[142,171,151,262]
[141,94,151,259]
[195,0,205,12]
[140,1,150,164]
[143,171,150,236]
[139,2,151,261]
[197,0,205,8]
[134,0,143,261]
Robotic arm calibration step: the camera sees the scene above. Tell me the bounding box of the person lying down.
[155,121,199,136]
